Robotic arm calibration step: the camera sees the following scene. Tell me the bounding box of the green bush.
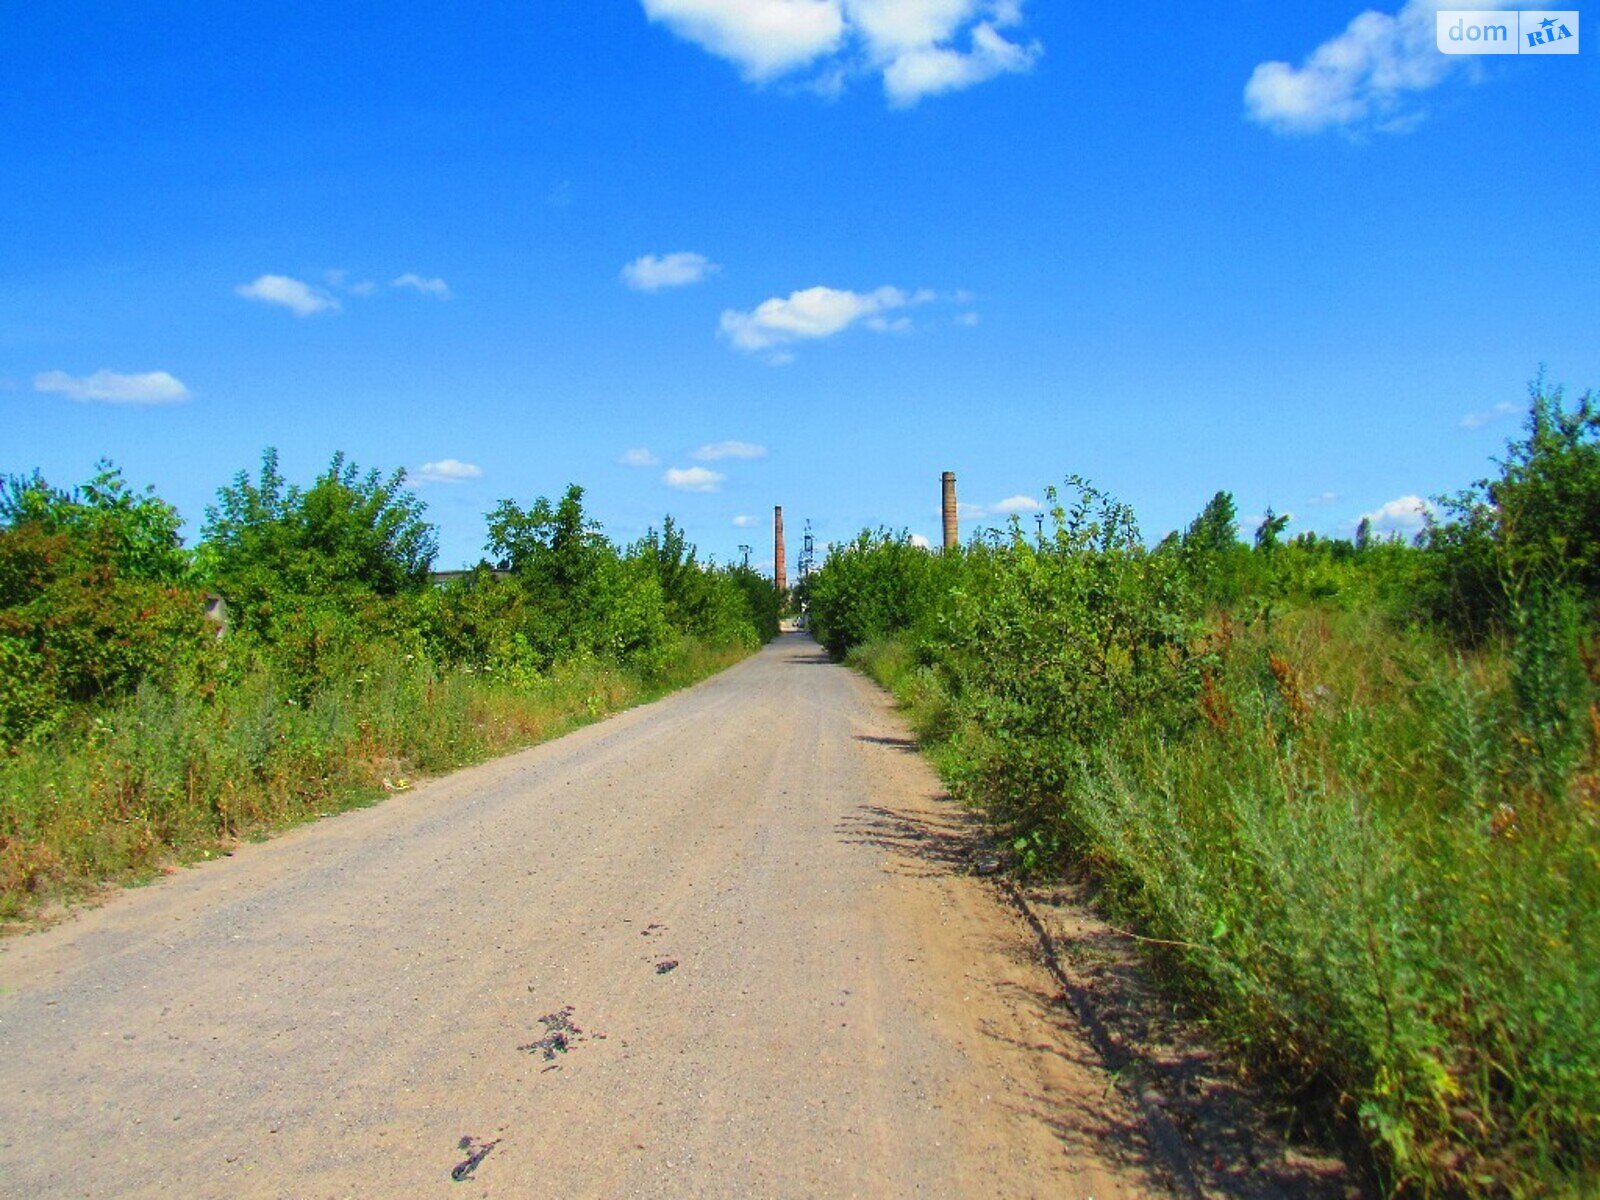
[0,501,217,744]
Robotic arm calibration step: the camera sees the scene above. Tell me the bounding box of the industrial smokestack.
[941,471,958,551]
[774,505,787,595]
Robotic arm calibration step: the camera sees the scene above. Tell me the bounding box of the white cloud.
[416,458,483,483]
[1359,494,1434,534]
[34,369,191,406]
[880,18,1042,106]
[956,494,1042,520]
[955,310,980,327]
[1244,0,1509,136]
[991,494,1042,514]
[622,251,720,291]
[1306,491,1341,507]
[692,440,767,461]
[720,284,938,352]
[393,273,453,300]
[732,514,758,527]
[663,466,726,492]
[619,447,661,467]
[642,0,846,79]
[908,532,933,549]
[641,0,1040,105]
[236,274,341,317]
[1461,401,1520,429]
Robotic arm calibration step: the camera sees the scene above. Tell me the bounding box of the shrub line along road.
[3,634,1214,1198]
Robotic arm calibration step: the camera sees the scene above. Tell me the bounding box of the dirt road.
[0,635,1218,1198]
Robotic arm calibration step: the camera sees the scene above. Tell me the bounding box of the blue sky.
[3,1,1596,570]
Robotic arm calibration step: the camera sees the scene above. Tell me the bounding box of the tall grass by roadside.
[850,609,1598,1198]
[0,637,750,927]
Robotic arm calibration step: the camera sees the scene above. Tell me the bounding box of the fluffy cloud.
[692,440,767,461]
[236,274,341,316]
[880,17,1041,106]
[1359,494,1434,534]
[908,532,933,549]
[1244,0,1509,135]
[991,494,1041,514]
[957,494,1041,519]
[720,284,936,352]
[619,447,661,467]
[416,458,483,483]
[732,514,758,527]
[392,273,453,300]
[663,466,725,492]
[622,252,720,291]
[641,0,1039,105]
[641,0,846,78]
[34,369,190,406]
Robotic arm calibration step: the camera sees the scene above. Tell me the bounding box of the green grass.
[0,637,753,929]
[849,613,1600,1198]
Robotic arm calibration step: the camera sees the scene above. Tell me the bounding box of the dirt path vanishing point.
[0,634,1356,1199]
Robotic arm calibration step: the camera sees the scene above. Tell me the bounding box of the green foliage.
[1180,489,1244,604]
[1,461,190,583]
[485,485,639,666]
[1509,583,1592,796]
[1429,375,1600,635]
[812,385,1599,1195]
[805,528,955,657]
[0,465,215,744]
[634,516,776,649]
[1253,505,1290,552]
[202,448,436,608]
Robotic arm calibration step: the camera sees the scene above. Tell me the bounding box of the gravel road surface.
[0,634,1178,1199]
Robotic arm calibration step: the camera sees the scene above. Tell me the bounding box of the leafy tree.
[0,465,211,744]
[476,489,672,672]
[486,485,602,592]
[201,449,436,611]
[0,461,189,583]
[1254,507,1289,551]
[1179,490,1243,605]
[1428,376,1600,632]
[1183,490,1238,557]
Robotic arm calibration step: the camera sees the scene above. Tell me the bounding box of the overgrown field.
[806,381,1599,1198]
[1,452,778,924]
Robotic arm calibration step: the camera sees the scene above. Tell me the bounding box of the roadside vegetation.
[0,450,778,925]
[804,378,1599,1198]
